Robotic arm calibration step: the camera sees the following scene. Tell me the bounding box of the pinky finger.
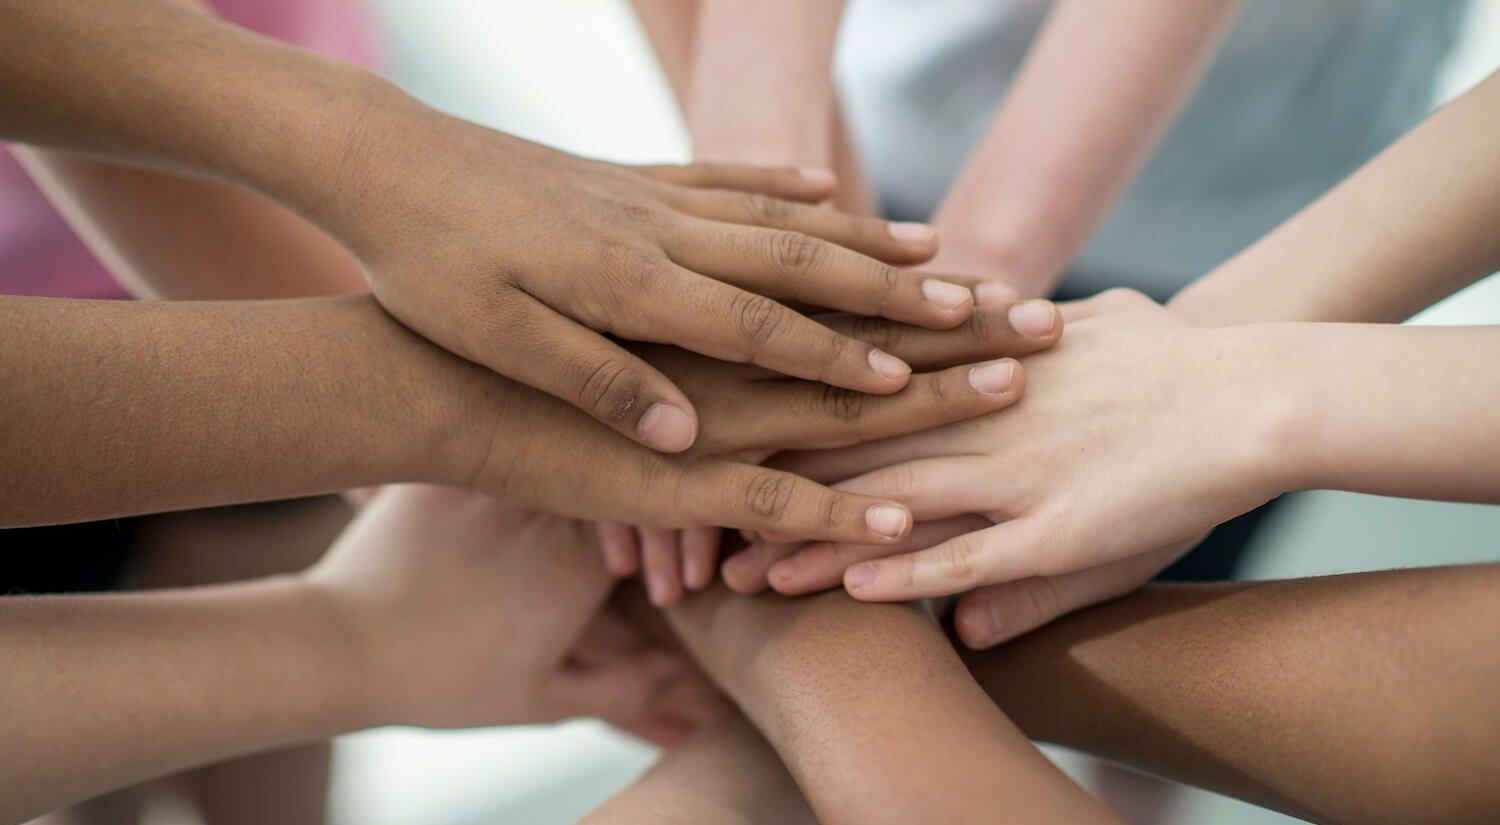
[637,162,836,202]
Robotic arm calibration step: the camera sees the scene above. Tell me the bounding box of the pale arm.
[1171,69,1500,325]
[931,0,1239,295]
[666,587,1123,824]
[965,564,1500,825]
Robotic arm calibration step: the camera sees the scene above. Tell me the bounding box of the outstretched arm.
[965,564,1500,825]
[665,585,1123,824]
[929,0,1239,292]
[1171,69,1500,325]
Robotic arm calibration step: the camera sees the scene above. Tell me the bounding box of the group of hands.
[288,114,1281,745]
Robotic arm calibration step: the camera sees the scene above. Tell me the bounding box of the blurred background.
[313,2,1500,824]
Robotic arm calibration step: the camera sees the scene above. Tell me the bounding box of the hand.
[758,289,1284,604]
[316,99,984,453]
[589,293,1067,605]
[302,485,696,729]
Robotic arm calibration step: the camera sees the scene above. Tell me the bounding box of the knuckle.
[743,473,796,520]
[821,493,850,531]
[925,372,952,406]
[938,537,983,587]
[1097,287,1149,310]
[730,292,788,351]
[740,192,787,226]
[579,358,643,421]
[603,243,667,295]
[967,303,997,344]
[849,314,900,350]
[767,230,824,275]
[819,385,868,421]
[881,464,919,499]
[1017,576,1062,629]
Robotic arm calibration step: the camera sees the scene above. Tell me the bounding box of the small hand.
[327,109,985,453]
[303,485,692,729]
[760,289,1282,604]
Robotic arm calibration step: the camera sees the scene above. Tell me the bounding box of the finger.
[769,515,991,596]
[843,518,1050,601]
[597,522,642,577]
[767,422,970,484]
[640,526,685,607]
[635,162,836,202]
[680,526,722,591]
[667,219,973,330]
[673,460,912,544]
[676,188,939,265]
[952,543,1184,649]
[732,360,1023,453]
[498,292,700,452]
[618,265,914,394]
[832,457,1002,521]
[816,299,1062,371]
[721,541,799,594]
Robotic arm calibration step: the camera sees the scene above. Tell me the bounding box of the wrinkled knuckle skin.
[744,473,795,520]
[769,231,824,275]
[730,292,787,351]
[939,539,981,588]
[821,494,849,531]
[849,314,900,350]
[741,192,787,226]
[580,359,642,422]
[1018,577,1061,631]
[820,385,867,422]
[602,241,667,296]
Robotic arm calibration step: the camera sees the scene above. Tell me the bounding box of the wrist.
[1211,323,1316,500]
[928,217,1067,299]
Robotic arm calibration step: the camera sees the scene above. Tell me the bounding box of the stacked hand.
[591,291,1068,604]
[729,290,1286,646]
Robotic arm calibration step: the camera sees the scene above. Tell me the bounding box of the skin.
[0,486,704,825]
[661,585,1124,825]
[0,0,986,454]
[965,564,1500,825]
[741,68,1500,644]
[578,714,815,825]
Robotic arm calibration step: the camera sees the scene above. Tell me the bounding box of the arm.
[686,0,846,170]
[0,486,683,824]
[1171,69,1500,325]
[578,714,814,825]
[1,0,962,451]
[930,0,1239,295]
[665,586,1123,824]
[965,564,1500,825]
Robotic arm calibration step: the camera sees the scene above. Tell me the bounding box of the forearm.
[1171,70,1500,325]
[1246,322,1500,503]
[668,587,1121,824]
[0,577,374,824]
[0,0,435,247]
[0,294,484,525]
[934,0,1237,296]
[687,0,845,167]
[16,149,366,300]
[966,565,1500,825]
[579,714,812,825]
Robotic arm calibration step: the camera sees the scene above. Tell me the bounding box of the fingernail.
[922,279,973,310]
[1008,300,1058,337]
[961,594,1002,648]
[638,403,696,452]
[798,167,836,187]
[888,222,937,244]
[975,281,1018,307]
[683,555,704,589]
[865,504,908,538]
[968,359,1016,395]
[846,563,877,593]
[769,555,799,581]
[867,348,912,380]
[647,570,668,606]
